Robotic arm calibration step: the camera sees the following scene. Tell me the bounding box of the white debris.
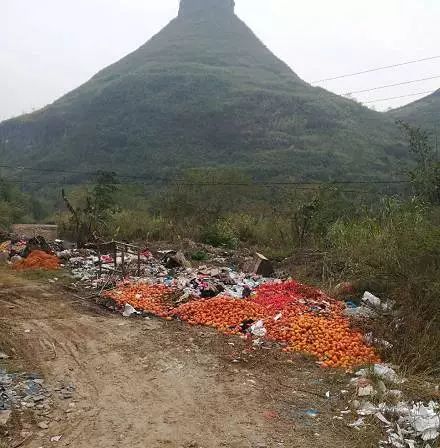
[357,401,378,416]
[356,364,402,384]
[250,320,267,338]
[375,412,392,426]
[363,291,382,308]
[407,402,440,441]
[348,417,365,429]
[122,304,140,317]
[361,291,394,312]
[358,385,375,397]
[356,399,440,447]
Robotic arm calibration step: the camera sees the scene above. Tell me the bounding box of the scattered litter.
[348,417,365,429]
[362,291,382,308]
[250,320,267,338]
[358,384,375,397]
[356,364,402,384]
[408,402,440,441]
[305,409,320,418]
[122,304,141,318]
[50,435,62,442]
[353,397,440,446]
[375,412,392,426]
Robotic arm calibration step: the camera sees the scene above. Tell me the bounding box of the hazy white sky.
[2,0,440,121]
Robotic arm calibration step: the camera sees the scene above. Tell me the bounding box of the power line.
[0,164,158,182]
[0,164,411,185]
[312,55,440,83]
[362,90,436,104]
[0,178,395,195]
[0,178,410,188]
[342,75,440,96]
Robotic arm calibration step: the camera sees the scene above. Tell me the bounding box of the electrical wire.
[362,90,436,104]
[0,164,411,185]
[312,55,440,83]
[0,178,392,195]
[342,75,440,96]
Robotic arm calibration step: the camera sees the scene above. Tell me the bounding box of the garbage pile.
[0,237,383,369]
[345,365,440,447]
[105,279,381,369]
[0,236,64,270]
[345,291,395,319]
[0,368,52,427]
[61,246,273,297]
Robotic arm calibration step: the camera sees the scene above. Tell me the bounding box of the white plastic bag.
[250,320,267,338]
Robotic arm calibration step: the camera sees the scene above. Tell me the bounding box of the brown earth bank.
[0,269,381,448]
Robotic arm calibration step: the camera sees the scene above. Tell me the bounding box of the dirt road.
[0,270,378,448]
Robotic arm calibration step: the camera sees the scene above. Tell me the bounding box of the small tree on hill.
[62,171,119,247]
[398,121,440,204]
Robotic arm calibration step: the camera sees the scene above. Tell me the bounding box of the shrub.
[201,218,239,249]
[112,211,173,242]
[326,199,440,373]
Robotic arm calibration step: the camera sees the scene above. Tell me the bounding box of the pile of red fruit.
[253,280,340,314]
[107,279,381,369]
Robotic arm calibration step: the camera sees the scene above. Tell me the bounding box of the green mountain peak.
[179,0,235,18]
[0,2,405,182]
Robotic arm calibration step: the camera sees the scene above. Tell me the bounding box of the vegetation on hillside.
[0,3,406,181]
[389,89,440,132]
[0,180,49,231]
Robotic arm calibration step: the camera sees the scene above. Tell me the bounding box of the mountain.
[388,90,440,133]
[0,0,406,183]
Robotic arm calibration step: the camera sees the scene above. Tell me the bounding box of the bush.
[201,218,239,249]
[191,250,209,261]
[112,211,173,242]
[326,199,440,374]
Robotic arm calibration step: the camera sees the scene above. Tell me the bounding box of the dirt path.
[0,270,378,448]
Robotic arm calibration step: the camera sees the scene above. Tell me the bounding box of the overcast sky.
[2,0,440,121]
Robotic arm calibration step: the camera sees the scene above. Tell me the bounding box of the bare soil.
[0,269,381,448]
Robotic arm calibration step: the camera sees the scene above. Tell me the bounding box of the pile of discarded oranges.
[172,296,267,334]
[13,250,60,271]
[104,283,177,318]
[265,312,380,368]
[109,279,381,369]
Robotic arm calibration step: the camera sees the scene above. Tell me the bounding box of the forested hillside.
[0,0,405,183]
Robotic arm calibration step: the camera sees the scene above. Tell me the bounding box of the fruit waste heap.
[105,280,380,369]
[12,250,60,271]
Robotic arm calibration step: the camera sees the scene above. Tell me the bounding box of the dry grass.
[0,265,71,287]
[330,416,383,448]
